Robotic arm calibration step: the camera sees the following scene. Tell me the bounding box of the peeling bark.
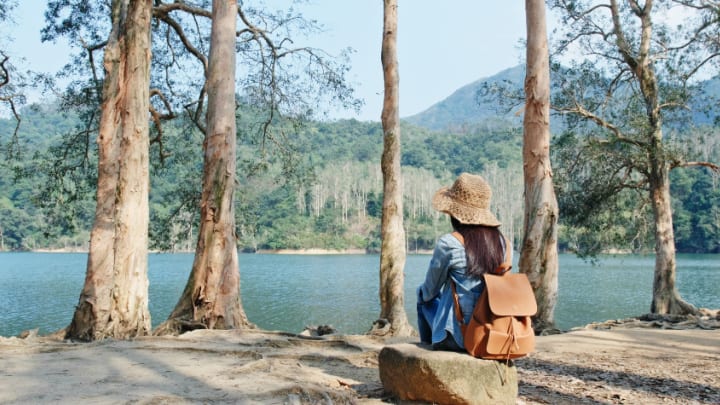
[615,0,697,316]
[156,0,252,335]
[66,0,152,341]
[520,0,560,333]
[374,0,414,337]
[648,137,697,315]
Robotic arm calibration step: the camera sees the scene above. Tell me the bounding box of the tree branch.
[153,2,211,19]
[0,54,10,88]
[149,88,177,164]
[152,9,208,73]
[554,101,647,148]
[672,160,720,172]
[0,53,22,149]
[611,0,640,71]
[81,39,107,105]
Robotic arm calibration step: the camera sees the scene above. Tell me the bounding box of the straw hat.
[432,173,501,226]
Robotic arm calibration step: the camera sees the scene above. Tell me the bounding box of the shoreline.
[7,248,705,256]
[12,246,717,255]
[13,248,437,255]
[255,248,370,255]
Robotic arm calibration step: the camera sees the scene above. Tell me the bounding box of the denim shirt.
[417,233,507,349]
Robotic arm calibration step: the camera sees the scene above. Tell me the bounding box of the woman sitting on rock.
[417,172,511,351]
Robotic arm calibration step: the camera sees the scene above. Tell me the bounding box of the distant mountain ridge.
[403,64,720,132]
[403,65,525,131]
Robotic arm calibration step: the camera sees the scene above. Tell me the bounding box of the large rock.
[379,343,517,405]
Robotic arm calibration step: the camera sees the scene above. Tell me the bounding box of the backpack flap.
[483,273,538,316]
[485,316,536,357]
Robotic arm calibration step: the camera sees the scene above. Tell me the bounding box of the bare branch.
[183,85,207,135]
[610,0,639,71]
[0,55,10,88]
[150,88,175,119]
[0,53,22,148]
[81,39,107,105]
[153,2,211,19]
[683,51,720,79]
[149,88,177,164]
[554,100,647,148]
[556,0,611,20]
[672,160,720,172]
[671,0,720,11]
[153,9,208,73]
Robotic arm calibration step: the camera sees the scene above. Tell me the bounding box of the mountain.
[403,65,525,131]
[403,64,720,132]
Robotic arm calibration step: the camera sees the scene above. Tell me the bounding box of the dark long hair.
[451,217,505,278]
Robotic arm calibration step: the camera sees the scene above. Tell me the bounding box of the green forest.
[1,0,719,260]
[1,70,719,255]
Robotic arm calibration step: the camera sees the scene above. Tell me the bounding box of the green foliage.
[3,55,720,254]
[545,0,720,259]
[403,123,522,177]
[671,168,720,253]
[0,96,520,252]
[0,1,17,21]
[553,122,720,256]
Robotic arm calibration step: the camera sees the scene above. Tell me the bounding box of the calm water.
[0,252,718,337]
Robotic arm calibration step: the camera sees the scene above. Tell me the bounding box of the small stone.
[18,329,39,339]
[286,393,301,405]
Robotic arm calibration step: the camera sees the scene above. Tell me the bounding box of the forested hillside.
[1,67,719,254]
[0,99,525,252]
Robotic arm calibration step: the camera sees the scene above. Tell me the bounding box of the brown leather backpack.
[451,236,537,360]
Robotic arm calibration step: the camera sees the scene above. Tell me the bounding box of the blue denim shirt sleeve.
[418,234,465,303]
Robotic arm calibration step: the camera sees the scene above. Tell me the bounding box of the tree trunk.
[519,0,560,333]
[648,137,697,315]
[617,0,697,316]
[373,0,413,337]
[155,0,252,335]
[66,0,152,341]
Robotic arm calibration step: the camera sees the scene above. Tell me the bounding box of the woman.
[417,172,510,351]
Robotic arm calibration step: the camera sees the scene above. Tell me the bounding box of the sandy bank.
[255,248,369,255]
[1,325,718,404]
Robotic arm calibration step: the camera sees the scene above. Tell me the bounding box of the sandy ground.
[0,326,718,404]
[516,327,720,404]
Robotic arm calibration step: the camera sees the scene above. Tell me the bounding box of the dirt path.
[0,326,718,404]
[518,328,720,404]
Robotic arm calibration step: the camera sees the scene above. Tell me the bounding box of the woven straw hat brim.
[432,186,501,227]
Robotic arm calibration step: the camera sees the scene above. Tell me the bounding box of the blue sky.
[294,1,529,120]
[9,1,531,121]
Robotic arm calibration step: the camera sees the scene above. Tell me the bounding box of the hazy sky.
[9,1,532,121]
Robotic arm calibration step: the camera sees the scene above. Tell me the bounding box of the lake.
[0,252,718,337]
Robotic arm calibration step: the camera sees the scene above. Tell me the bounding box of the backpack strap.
[450,231,469,332]
[492,237,513,275]
[451,231,464,245]
[450,281,468,335]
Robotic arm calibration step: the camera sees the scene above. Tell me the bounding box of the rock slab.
[378,343,517,405]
